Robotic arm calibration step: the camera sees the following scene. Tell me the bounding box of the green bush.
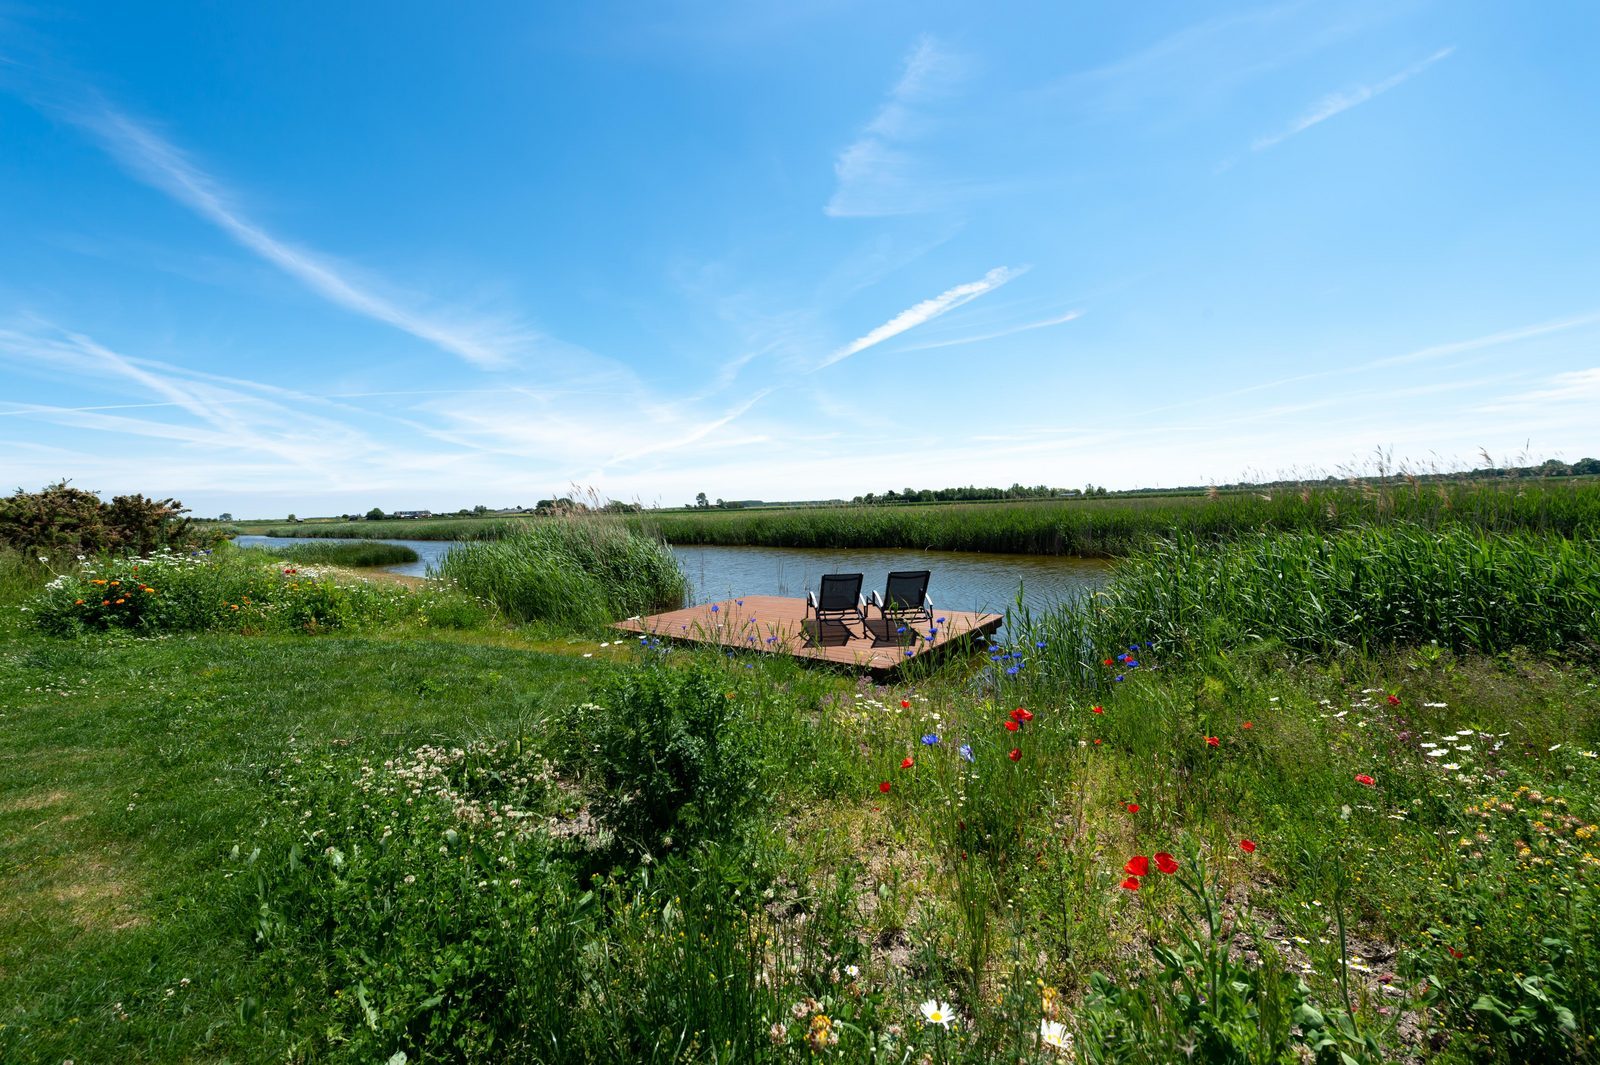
[1,481,213,556]
[29,549,422,635]
[564,657,762,855]
[434,519,687,628]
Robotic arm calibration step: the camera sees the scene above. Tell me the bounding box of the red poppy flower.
[1008,748,1021,762]
[1103,658,1115,667]
[1125,802,1140,813]
[1239,839,1257,853]
[1154,852,1179,874]
[901,699,911,709]
[1446,946,1464,959]
[1004,719,1020,732]
[878,781,891,794]
[1355,774,1376,787]
[1093,738,1103,745]
[1120,876,1140,891]
[1011,707,1034,722]
[1091,705,1104,715]
[1205,736,1220,747]
[1386,694,1400,706]
[900,756,914,769]
[1241,721,1253,729]
[1124,855,1150,877]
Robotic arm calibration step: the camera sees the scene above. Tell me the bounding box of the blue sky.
[2,1,1598,516]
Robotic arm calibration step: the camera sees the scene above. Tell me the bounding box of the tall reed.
[1020,523,1600,676]
[433,519,687,628]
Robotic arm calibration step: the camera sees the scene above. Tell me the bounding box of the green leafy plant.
[564,657,762,855]
[1078,854,1381,1065]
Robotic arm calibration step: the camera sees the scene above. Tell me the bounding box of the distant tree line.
[852,483,1079,504]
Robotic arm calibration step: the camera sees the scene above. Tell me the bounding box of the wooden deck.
[613,595,1003,674]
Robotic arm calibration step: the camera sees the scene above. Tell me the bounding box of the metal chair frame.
[869,570,934,629]
[805,572,868,638]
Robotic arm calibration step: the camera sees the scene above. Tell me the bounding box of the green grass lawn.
[0,628,598,1063]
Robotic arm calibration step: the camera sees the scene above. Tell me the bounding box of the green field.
[237,479,1600,557]
[4,510,1600,1062]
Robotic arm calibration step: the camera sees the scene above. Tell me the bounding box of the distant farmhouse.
[390,510,432,519]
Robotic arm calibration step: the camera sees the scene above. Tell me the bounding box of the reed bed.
[642,481,1600,556]
[240,540,419,567]
[253,480,1600,557]
[1015,524,1600,687]
[254,516,526,541]
[433,520,687,628]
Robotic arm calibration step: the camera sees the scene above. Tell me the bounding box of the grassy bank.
[3,521,1600,1062]
[246,479,1600,557]
[238,539,420,568]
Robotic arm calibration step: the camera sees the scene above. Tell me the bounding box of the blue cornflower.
[1006,665,1021,676]
[896,626,907,635]
[958,744,974,762]
[921,734,940,745]
[736,599,744,606]
[936,616,946,624]
[905,649,914,657]
[710,603,720,613]
[1128,659,1139,668]
[1114,674,1125,682]
[1036,640,1047,649]
[766,635,778,644]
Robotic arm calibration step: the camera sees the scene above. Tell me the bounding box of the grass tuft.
[433,519,687,628]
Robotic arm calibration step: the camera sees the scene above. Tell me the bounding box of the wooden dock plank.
[613,595,1002,674]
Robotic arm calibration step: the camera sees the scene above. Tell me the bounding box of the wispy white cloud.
[606,388,773,465]
[1476,367,1600,414]
[1372,310,1600,367]
[896,309,1081,353]
[826,35,965,218]
[815,266,1025,369]
[1252,46,1454,150]
[0,323,381,476]
[72,106,530,369]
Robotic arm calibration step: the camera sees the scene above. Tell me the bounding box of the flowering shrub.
[29,549,463,635]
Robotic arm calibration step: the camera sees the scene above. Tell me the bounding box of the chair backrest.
[817,572,863,610]
[882,570,931,609]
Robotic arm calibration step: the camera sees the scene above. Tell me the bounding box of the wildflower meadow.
[2,491,1599,1063]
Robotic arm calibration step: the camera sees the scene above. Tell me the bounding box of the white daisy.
[1040,1019,1073,1052]
[919,999,955,1027]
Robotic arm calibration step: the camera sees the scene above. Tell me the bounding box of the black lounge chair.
[805,572,867,639]
[869,570,933,629]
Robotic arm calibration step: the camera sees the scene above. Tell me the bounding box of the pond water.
[234,536,1113,617]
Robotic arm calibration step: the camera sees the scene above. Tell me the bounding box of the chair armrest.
[868,591,883,608]
[806,591,817,609]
